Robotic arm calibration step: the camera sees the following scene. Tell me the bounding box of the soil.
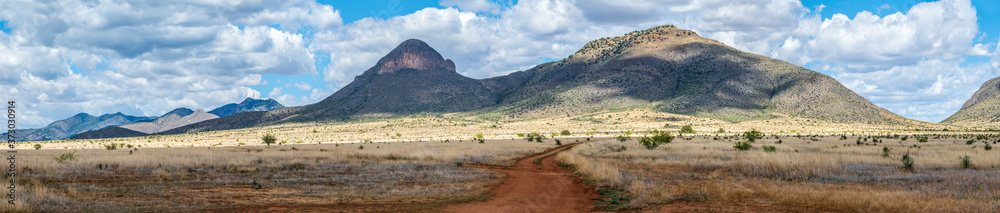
[445,144,603,213]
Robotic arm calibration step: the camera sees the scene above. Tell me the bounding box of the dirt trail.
[446,144,602,213]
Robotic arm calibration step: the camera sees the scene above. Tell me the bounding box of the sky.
[1,0,998,128]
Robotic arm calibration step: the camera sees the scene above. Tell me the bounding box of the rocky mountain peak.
[372,39,456,74]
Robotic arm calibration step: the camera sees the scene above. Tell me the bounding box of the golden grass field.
[6,109,999,212]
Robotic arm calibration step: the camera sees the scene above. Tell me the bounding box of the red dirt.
[445,144,603,213]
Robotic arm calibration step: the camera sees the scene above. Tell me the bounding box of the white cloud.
[440,0,503,14]
[0,0,330,128]
[1,0,997,127]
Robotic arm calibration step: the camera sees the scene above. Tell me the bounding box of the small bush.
[743,129,764,142]
[262,134,277,146]
[105,143,118,150]
[54,152,78,163]
[616,135,630,142]
[882,147,891,158]
[762,145,777,152]
[251,180,263,190]
[966,139,976,145]
[917,137,928,143]
[555,139,562,146]
[734,142,752,150]
[639,130,674,150]
[33,144,41,150]
[961,155,972,169]
[560,130,571,136]
[901,152,915,171]
[679,125,695,134]
[986,144,993,150]
[525,132,545,142]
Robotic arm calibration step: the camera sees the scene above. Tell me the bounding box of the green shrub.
[762,145,777,152]
[639,130,674,150]
[882,147,891,158]
[525,132,545,142]
[616,135,630,142]
[560,130,571,136]
[105,143,117,150]
[917,137,928,143]
[54,152,78,163]
[986,144,993,150]
[555,139,562,146]
[734,142,752,151]
[33,144,41,150]
[901,152,915,170]
[962,155,972,169]
[966,139,976,145]
[679,125,695,134]
[743,129,764,142]
[262,134,277,146]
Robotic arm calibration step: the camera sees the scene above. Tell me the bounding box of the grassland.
[558,133,1000,212]
[6,108,998,212]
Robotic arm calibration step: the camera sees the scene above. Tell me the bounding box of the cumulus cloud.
[0,0,331,128]
[1,0,996,127]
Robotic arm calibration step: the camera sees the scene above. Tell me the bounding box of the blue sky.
[1,0,998,128]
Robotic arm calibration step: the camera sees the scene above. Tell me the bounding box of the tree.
[639,130,674,150]
[743,129,764,142]
[679,125,695,134]
[262,134,277,146]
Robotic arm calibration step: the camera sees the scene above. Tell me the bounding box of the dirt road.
[446,144,601,213]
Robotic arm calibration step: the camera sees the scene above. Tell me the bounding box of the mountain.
[162,25,912,135]
[2,112,152,141]
[942,77,1000,125]
[481,25,907,123]
[161,39,498,133]
[208,98,285,117]
[118,108,219,134]
[71,127,148,140]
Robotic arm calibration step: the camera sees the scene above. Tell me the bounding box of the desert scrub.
[638,130,674,150]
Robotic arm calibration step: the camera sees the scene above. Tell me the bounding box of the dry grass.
[5,109,991,212]
[6,138,558,212]
[558,134,1000,212]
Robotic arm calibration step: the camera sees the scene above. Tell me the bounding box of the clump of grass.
[251,180,263,190]
[882,147,891,158]
[961,155,972,169]
[616,135,630,142]
[596,189,631,211]
[762,145,777,152]
[33,144,41,150]
[105,143,117,150]
[54,152,78,163]
[901,151,915,171]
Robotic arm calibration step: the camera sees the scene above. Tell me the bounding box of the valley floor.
[6,111,1000,212]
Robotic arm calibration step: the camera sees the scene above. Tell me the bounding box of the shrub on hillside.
[639,130,674,150]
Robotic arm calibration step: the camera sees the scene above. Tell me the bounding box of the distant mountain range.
[208,98,285,117]
[5,113,153,142]
[942,77,1000,126]
[161,25,917,136]
[8,98,283,141]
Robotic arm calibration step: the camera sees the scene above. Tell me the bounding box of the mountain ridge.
[153,25,920,136]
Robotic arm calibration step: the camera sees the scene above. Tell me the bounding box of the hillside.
[162,39,497,133]
[942,77,1000,125]
[119,108,219,134]
[208,98,285,117]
